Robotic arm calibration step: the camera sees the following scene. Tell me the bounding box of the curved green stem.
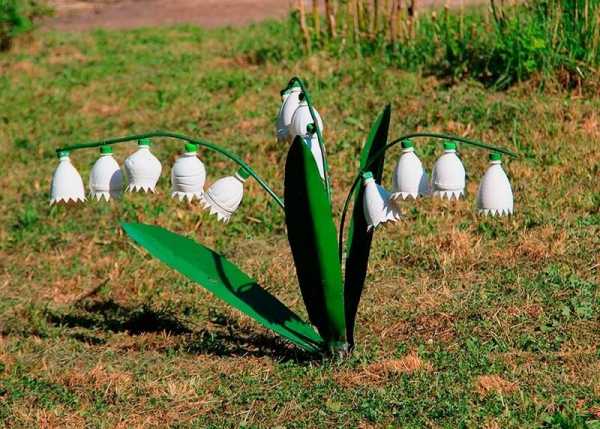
[337,132,517,260]
[286,77,331,199]
[56,131,285,210]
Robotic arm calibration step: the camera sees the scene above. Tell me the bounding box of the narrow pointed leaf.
[284,137,346,349]
[122,222,324,353]
[344,105,391,346]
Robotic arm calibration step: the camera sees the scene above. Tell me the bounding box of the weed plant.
[290,0,600,89]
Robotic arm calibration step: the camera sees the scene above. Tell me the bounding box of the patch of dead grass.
[56,363,133,399]
[475,374,518,396]
[335,353,432,387]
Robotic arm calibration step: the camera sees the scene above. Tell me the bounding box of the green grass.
[0,18,599,428]
[293,0,600,89]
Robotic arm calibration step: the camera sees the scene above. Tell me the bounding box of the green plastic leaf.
[122,222,324,353]
[284,137,346,349]
[344,105,391,347]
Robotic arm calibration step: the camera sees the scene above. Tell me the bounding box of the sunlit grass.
[0,20,598,427]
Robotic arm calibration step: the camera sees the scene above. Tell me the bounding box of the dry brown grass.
[336,352,432,387]
[475,375,518,397]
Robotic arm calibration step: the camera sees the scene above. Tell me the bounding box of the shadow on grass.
[44,299,318,362]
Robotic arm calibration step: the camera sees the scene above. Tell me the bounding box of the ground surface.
[0,14,599,429]
[44,0,478,31]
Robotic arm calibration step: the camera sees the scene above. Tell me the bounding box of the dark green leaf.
[122,222,324,353]
[284,137,346,350]
[344,105,391,347]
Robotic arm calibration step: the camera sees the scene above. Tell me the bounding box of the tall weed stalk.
[296,0,600,89]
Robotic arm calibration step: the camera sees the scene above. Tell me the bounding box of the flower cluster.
[50,139,249,223]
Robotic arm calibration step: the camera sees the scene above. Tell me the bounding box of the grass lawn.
[0,19,599,428]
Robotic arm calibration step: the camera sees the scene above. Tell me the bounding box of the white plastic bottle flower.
[432,141,466,200]
[391,139,430,200]
[171,143,206,202]
[362,171,401,230]
[476,152,514,216]
[50,150,86,205]
[201,167,249,223]
[124,139,162,193]
[89,145,123,201]
[276,83,302,142]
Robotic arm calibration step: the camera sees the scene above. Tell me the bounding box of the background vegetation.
[293,0,600,89]
[0,0,51,51]
[0,2,599,427]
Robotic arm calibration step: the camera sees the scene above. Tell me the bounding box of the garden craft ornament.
[49,77,516,355]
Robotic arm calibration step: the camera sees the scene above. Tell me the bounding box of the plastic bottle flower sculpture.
[89,145,123,201]
[276,83,302,142]
[48,77,518,356]
[362,171,401,230]
[432,141,466,200]
[391,139,430,200]
[201,167,249,222]
[124,139,162,192]
[476,153,514,216]
[171,143,206,202]
[50,151,86,204]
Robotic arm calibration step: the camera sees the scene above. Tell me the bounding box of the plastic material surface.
[304,135,325,179]
[476,159,514,216]
[122,222,324,352]
[432,148,466,200]
[284,136,346,350]
[289,101,324,140]
[362,175,401,230]
[391,147,430,200]
[50,154,86,204]
[343,105,391,347]
[201,173,245,223]
[124,145,162,192]
[171,151,206,202]
[277,87,302,142]
[89,152,123,201]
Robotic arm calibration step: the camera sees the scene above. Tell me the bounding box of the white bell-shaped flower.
[476,152,514,216]
[304,134,325,180]
[124,139,162,193]
[89,146,123,201]
[171,143,206,202]
[362,171,401,231]
[276,84,302,142]
[201,168,249,223]
[391,140,430,200]
[432,141,466,200]
[50,151,86,205]
[289,97,324,139]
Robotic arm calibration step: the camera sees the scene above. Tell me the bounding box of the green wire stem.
[56,131,285,210]
[285,77,331,200]
[337,132,518,260]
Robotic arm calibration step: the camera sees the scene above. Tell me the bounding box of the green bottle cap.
[362,171,374,180]
[236,167,251,180]
[138,138,151,147]
[489,152,502,161]
[57,150,70,158]
[100,145,112,154]
[443,141,457,150]
[185,143,197,153]
[401,139,414,149]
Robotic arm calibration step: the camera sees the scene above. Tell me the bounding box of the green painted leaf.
[344,105,391,347]
[122,222,324,353]
[284,137,346,349]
